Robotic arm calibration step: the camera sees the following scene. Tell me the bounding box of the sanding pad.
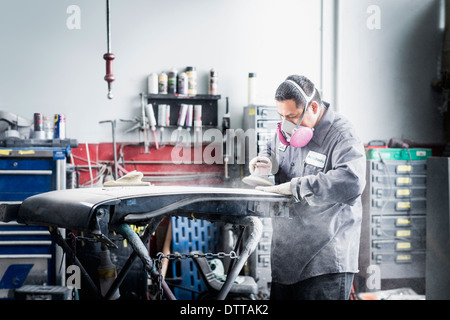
[242,175,274,187]
[103,170,151,187]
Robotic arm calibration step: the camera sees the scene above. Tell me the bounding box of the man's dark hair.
[275,75,321,109]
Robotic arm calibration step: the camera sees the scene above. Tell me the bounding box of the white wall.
[0,0,445,145]
[337,0,444,144]
[0,0,322,143]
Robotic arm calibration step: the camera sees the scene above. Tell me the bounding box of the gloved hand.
[256,182,292,195]
[249,156,272,176]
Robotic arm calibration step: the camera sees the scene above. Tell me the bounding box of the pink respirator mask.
[277,80,317,148]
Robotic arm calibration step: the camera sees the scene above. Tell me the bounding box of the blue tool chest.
[0,146,70,299]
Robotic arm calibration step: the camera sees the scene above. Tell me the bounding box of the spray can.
[248,72,257,106]
[97,249,120,299]
[186,66,197,96]
[178,72,188,95]
[54,114,66,139]
[148,73,158,94]
[158,72,168,94]
[34,113,43,131]
[33,113,46,139]
[209,69,218,95]
[168,68,178,94]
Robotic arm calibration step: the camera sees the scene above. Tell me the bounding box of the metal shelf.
[146,94,221,127]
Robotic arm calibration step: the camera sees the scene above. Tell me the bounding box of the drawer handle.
[0,231,50,236]
[0,254,52,259]
[0,241,52,246]
[0,170,52,175]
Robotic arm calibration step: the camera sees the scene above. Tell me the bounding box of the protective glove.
[249,156,272,175]
[255,182,292,195]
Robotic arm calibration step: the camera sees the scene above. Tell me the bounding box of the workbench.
[0,185,291,300]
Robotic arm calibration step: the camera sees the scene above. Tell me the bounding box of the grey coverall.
[261,103,366,285]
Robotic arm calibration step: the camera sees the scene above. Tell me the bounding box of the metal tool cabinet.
[358,148,431,293]
[0,147,69,299]
[425,157,450,299]
[243,105,279,165]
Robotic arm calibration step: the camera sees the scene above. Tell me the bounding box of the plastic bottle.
[209,69,218,95]
[186,66,197,96]
[148,73,158,94]
[168,68,178,94]
[248,72,257,106]
[178,72,188,95]
[44,116,54,139]
[158,72,168,94]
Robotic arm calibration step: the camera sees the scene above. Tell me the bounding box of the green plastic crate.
[365,148,432,161]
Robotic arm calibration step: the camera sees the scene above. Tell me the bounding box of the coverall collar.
[310,101,334,147]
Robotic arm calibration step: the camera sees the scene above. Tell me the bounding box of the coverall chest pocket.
[302,163,325,177]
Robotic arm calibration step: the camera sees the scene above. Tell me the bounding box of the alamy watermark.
[169,128,279,173]
[367,5,381,30]
[66,264,81,289]
[66,5,81,30]
[365,265,381,290]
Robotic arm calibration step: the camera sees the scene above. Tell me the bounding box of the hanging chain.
[153,251,238,300]
[67,233,239,300]
[156,253,164,300]
[157,251,238,261]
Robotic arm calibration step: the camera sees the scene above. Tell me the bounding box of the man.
[253,75,366,300]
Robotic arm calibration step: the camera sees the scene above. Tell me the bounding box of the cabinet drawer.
[370,174,427,187]
[371,186,426,199]
[370,161,427,175]
[371,238,426,251]
[0,159,54,171]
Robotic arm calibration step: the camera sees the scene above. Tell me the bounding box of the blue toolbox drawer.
[0,158,56,201]
[0,221,53,299]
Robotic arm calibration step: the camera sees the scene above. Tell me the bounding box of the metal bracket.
[91,231,118,249]
[91,207,118,249]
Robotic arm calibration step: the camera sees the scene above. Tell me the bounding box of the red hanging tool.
[104,0,115,99]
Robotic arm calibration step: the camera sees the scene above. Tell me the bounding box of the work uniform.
[260,103,366,296]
